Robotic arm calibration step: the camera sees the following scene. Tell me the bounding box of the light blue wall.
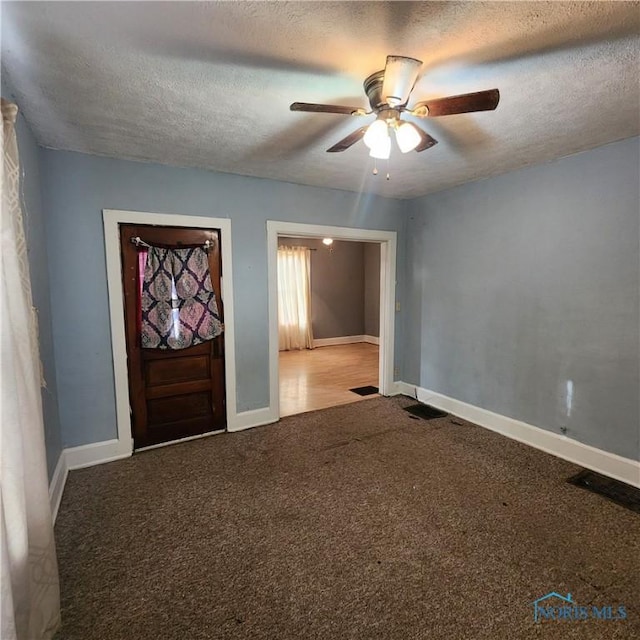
[404,137,640,459]
[2,78,63,480]
[11,97,639,462]
[40,150,405,447]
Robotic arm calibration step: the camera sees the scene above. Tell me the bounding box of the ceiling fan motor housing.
[364,70,387,110]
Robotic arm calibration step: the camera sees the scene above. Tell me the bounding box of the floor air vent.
[567,470,640,513]
[403,404,448,421]
[349,385,379,396]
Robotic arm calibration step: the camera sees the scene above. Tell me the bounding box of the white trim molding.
[49,451,68,523]
[398,383,640,488]
[65,439,131,471]
[392,381,417,397]
[102,209,239,452]
[312,334,380,348]
[227,407,279,432]
[267,221,397,421]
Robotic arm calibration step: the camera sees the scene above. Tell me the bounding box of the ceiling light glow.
[363,119,389,150]
[322,238,333,246]
[369,135,391,159]
[395,122,421,153]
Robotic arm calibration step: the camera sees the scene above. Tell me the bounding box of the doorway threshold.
[135,428,226,453]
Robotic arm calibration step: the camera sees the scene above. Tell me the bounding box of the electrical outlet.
[395,301,401,312]
[394,367,399,377]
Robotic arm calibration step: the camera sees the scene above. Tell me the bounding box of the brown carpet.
[54,396,639,639]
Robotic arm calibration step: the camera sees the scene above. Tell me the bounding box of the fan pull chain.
[372,158,391,179]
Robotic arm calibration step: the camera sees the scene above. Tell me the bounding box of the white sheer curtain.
[1,98,60,639]
[277,246,314,350]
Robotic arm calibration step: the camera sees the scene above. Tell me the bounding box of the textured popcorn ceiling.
[2,1,639,199]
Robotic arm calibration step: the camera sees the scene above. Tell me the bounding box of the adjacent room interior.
[277,236,381,416]
[1,2,638,639]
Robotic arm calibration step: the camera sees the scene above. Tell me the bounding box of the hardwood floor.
[279,342,379,416]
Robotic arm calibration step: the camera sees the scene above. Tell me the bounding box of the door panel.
[120,224,226,449]
[147,392,211,423]
[146,355,210,386]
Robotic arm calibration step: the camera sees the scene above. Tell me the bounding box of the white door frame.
[103,209,237,455]
[267,220,397,418]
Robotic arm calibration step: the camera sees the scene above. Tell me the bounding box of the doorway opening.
[277,237,381,416]
[267,221,397,421]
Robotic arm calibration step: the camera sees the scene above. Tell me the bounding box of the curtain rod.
[130,236,212,251]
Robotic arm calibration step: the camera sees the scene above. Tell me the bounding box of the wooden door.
[120,224,226,449]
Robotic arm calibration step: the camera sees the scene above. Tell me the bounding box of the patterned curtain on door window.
[172,247,222,347]
[141,246,222,349]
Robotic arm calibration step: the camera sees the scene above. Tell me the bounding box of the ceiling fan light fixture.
[363,119,389,150]
[395,121,421,153]
[290,56,499,157]
[369,135,391,160]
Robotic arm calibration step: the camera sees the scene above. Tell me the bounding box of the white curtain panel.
[1,98,60,639]
[277,246,314,350]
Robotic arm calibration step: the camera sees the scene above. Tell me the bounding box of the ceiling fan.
[290,55,499,159]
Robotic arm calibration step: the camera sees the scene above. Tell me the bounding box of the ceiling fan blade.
[412,124,439,152]
[381,55,423,107]
[290,102,364,115]
[413,89,500,117]
[326,126,369,152]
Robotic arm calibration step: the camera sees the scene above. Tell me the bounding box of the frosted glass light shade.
[368,135,391,159]
[381,56,422,107]
[395,122,421,153]
[363,119,389,150]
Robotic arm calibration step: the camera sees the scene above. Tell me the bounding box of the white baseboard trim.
[49,451,68,523]
[398,383,640,489]
[227,407,278,432]
[313,335,380,347]
[391,381,415,397]
[65,438,131,471]
[313,335,366,348]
